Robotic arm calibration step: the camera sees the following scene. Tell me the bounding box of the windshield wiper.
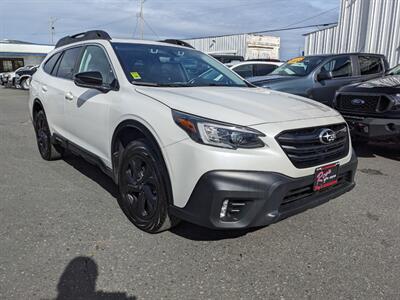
[157,83,191,87]
[132,81,191,87]
[201,83,244,87]
[132,81,160,87]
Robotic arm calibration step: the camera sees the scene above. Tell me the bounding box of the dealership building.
[184,34,280,60]
[0,40,54,72]
[304,0,400,67]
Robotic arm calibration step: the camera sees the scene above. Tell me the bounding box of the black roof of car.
[55,30,195,50]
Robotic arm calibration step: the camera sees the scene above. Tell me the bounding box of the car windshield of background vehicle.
[270,56,324,77]
[112,43,247,87]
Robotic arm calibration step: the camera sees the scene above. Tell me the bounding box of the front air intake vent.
[276,123,349,169]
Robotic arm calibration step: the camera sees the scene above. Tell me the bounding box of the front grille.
[336,94,391,113]
[276,123,349,169]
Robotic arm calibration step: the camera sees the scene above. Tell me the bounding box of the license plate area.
[313,163,339,191]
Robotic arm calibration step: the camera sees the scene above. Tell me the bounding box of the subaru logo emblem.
[319,129,336,144]
[351,98,365,105]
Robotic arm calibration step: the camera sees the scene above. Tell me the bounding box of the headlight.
[392,94,400,105]
[172,110,265,149]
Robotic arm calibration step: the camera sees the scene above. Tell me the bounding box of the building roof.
[0,39,36,45]
[0,40,54,55]
[303,24,338,36]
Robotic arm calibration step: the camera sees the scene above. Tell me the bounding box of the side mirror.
[74,71,111,93]
[317,71,333,81]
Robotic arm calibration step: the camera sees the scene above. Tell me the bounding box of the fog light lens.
[220,199,229,218]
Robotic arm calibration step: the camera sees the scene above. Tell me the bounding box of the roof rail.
[159,39,194,49]
[55,30,111,48]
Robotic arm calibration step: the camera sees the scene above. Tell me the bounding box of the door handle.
[65,92,74,101]
[41,86,48,92]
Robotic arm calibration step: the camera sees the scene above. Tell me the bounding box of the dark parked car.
[210,54,244,64]
[333,64,400,143]
[15,65,38,90]
[250,53,389,106]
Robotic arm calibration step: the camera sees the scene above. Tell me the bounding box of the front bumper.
[169,152,357,229]
[344,116,400,140]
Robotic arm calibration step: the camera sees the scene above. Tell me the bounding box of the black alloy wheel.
[118,139,178,233]
[34,110,63,160]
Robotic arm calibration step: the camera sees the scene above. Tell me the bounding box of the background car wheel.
[117,139,179,233]
[20,78,30,90]
[34,110,64,160]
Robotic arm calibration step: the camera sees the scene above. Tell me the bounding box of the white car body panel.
[29,38,353,209]
[135,86,338,126]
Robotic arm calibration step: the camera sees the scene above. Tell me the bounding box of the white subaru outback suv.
[29,31,357,233]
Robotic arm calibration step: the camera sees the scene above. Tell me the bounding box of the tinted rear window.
[233,64,253,78]
[359,56,382,75]
[43,52,62,74]
[254,64,278,76]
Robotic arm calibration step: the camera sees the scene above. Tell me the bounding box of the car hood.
[135,86,338,126]
[249,75,300,86]
[339,75,400,94]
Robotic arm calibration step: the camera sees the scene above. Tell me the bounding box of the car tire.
[117,139,179,233]
[351,136,369,146]
[34,110,64,160]
[20,78,30,90]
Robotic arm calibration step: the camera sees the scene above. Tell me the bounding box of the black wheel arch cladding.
[33,99,44,120]
[111,120,174,205]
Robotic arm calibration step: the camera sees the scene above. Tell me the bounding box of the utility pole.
[49,17,57,45]
[136,0,146,39]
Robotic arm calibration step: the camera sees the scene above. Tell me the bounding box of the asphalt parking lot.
[0,87,399,299]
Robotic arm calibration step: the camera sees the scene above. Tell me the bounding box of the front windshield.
[112,42,247,87]
[270,56,324,77]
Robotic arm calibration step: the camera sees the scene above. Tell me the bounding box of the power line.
[184,22,338,40]
[143,18,160,39]
[191,0,275,18]
[136,0,146,39]
[133,17,139,38]
[283,6,339,28]
[31,15,133,37]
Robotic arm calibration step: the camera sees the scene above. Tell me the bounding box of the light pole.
[49,17,58,45]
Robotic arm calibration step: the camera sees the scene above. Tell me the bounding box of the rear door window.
[233,64,254,78]
[359,56,383,75]
[43,52,62,74]
[254,64,278,76]
[56,47,82,80]
[321,56,352,78]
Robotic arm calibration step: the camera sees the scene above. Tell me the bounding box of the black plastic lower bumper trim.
[169,152,358,230]
[345,116,400,140]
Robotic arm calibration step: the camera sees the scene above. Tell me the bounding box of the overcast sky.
[0,0,339,60]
